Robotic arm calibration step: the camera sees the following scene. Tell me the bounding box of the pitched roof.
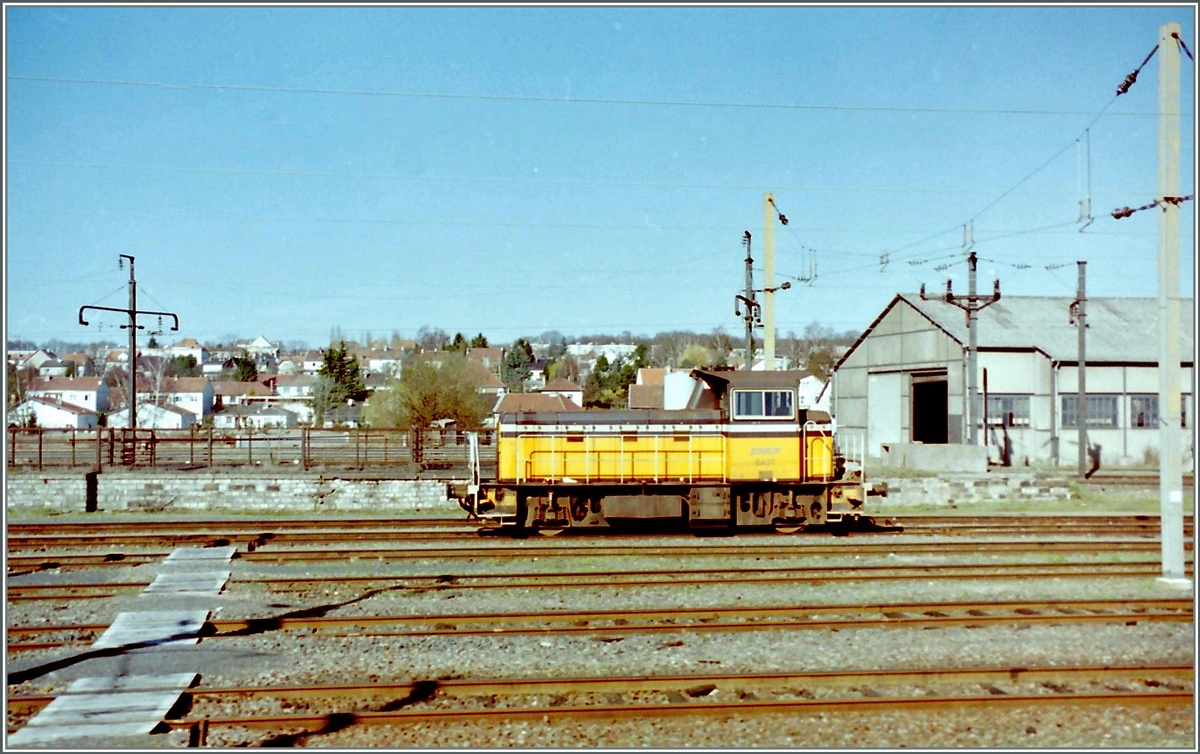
[109,401,195,417]
[161,377,211,393]
[273,374,317,387]
[495,393,582,413]
[172,338,202,348]
[895,294,1194,364]
[32,376,104,391]
[628,383,664,409]
[466,360,505,389]
[468,347,504,361]
[213,381,273,396]
[637,368,667,385]
[540,378,582,392]
[22,396,95,415]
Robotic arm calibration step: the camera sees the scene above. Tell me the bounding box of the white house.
[21,349,58,370]
[539,378,584,408]
[9,397,97,428]
[274,374,316,399]
[212,404,296,429]
[29,377,110,413]
[302,350,325,374]
[236,336,280,360]
[166,338,208,365]
[157,377,215,421]
[37,359,70,378]
[214,381,271,408]
[107,402,197,429]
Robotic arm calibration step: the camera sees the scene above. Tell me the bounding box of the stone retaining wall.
[5,470,1078,514]
[4,470,458,514]
[877,473,1074,506]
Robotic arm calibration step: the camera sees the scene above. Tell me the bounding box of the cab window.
[732,389,794,420]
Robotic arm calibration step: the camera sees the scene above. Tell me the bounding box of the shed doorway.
[911,376,948,445]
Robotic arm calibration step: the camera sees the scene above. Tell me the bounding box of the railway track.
[7,560,1194,603]
[5,513,1193,551]
[7,597,1191,653]
[6,538,1192,574]
[7,663,1191,738]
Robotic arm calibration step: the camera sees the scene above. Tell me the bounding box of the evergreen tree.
[233,351,258,383]
[470,333,489,348]
[448,333,468,353]
[501,338,534,392]
[318,341,367,404]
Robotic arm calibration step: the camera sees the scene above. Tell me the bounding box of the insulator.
[778,214,788,225]
[1116,70,1138,96]
[1111,206,1135,220]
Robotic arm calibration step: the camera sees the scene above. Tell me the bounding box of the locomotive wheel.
[774,523,805,535]
[536,525,566,537]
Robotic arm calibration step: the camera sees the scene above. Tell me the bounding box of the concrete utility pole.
[1155,21,1188,586]
[1071,261,1088,480]
[79,255,180,430]
[763,194,776,371]
[966,250,980,445]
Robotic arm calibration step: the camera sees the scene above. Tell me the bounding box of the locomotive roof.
[689,369,811,393]
[500,409,724,425]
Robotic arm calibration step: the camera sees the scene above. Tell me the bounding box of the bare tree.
[311,375,338,428]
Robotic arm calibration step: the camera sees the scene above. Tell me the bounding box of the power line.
[7,74,1184,117]
[7,160,1109,197]
[870,39,1169,268]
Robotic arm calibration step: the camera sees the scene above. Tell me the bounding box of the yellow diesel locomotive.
[461,369,881,535]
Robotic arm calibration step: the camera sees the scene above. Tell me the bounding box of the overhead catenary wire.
[7,74,1184,117]
[12,159,1107,198]
[867,35,1187,273]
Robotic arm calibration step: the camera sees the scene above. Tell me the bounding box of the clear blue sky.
[5,5,1196,350]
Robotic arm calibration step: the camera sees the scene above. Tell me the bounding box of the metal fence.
[6,427,497,473]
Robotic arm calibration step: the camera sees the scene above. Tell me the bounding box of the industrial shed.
[829,294,1195,468]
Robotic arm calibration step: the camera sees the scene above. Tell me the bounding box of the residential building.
[539,378,583,408]
[157,377,215,421]
[274,374,317,399]
[37,359,70,378]
[28,377,110,413]
[8,397,97,428]
[166,338,208,365]
[494,393,583,413]
[107,402,197,429]
[303,350,325,374]
[467,347,505,377]
[212,403,296,429]
[213,380,273,408]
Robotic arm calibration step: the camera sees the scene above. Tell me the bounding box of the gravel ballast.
[5,530,1195,748]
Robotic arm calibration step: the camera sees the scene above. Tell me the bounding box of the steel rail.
[5,539,1191,573]
[155,691,1194,736]
[8,610,1190,653]
[7,561,1195,602]
[5,517,467,534]
[6,598,1191,648]
[7,663,1191,717]
[8,523,1192,550]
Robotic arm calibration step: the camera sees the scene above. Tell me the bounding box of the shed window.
[1130,394,1190,428]
[1061,395,1119,428]
[733,389,794,420]
[984,395,1031,427]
